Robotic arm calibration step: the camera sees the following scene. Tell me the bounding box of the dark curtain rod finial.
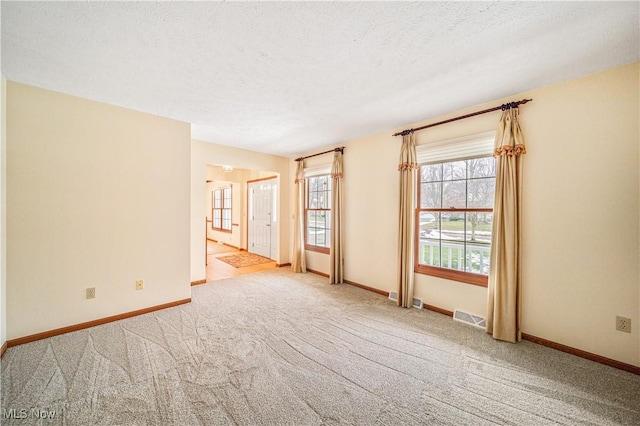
[501,99,531,111]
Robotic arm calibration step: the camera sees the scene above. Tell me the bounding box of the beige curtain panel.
[330,151,344,284]
[486,108,526,343]
[397,133,418,308]
[291,161,307,273]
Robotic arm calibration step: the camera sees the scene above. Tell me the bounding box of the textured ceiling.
[1,2,638,157]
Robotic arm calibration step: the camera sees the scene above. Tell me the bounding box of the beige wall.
[6,82,191,340]
[516,63,639,367]
[191,140,289,282]
[294,63,640,366]
[1,77,6,348]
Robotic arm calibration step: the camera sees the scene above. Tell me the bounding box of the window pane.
[467,157,496,178]
[321,177,330,209]
[307,175,331,210]
[213,209,221,228]
[441,241,465,271]
[309,191,319,209]
[308,211,328,247]
[308,178,318,192]
[443,161,466,181]
[316,228,326,246]
[466,246,491,275]
[442,180,466,208]
[421,164,442,183]
[324,211,331,248]
[418,240,440,267]
[307,211,316,246]
[214,190,222,208]
[418,211,440,239]
[313,210,330,247]
[467,177,495,208]
[315,210,327,228]
[465,212,492,275]
[420,182,441,208]
[465,213,493,244]
[317,190,327,209]
[318,176,328,192]
[441,212,465,242]
[223,188,232,208]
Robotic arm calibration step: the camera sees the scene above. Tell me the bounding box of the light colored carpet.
[1,269,639,425]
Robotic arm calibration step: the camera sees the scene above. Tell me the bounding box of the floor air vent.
[388,292,422,309]
[453,309,486,330]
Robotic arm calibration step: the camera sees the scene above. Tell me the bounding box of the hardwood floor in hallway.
[205,240,277,282]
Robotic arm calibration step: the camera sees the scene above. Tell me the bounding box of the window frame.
[305,174,331,254]
[414,156,495,287]
[212,186,232,233]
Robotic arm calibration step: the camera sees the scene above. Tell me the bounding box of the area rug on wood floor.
[216,252,272,268]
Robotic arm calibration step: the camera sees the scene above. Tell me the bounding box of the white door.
[248,180,276,258]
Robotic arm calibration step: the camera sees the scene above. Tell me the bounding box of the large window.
[212,187,232,232]
[305,175,331,253]
[416,156,495,286]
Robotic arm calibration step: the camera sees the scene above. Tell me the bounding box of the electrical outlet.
[136,279,144,290]
[86,287,95,299]
[616,316,631,333]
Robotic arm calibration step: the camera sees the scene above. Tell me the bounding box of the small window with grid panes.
[212,187,232,232]
[305,175,331,253]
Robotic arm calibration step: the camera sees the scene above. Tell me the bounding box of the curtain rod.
[392,99,532,137]
[295,147,345,162]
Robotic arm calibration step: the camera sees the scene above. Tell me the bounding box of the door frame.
[246,176,278,259]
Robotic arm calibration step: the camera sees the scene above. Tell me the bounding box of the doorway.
[204,167,279,282]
